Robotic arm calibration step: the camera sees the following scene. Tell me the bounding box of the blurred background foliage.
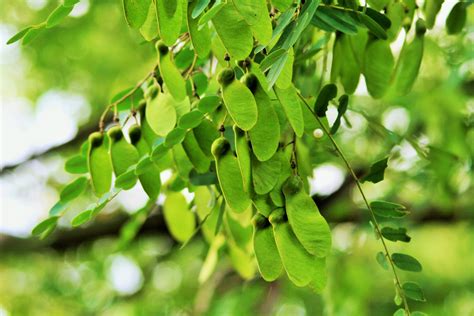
[0,0,473,315]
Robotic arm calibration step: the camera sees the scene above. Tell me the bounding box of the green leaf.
[189,170,217,186]
[371,201,409,218]
[358,12,388,40]
[218,68,258,131]
[151,143,170,162]
[381,227,411,243]
[178,110,204,129]
[64,0,80,7]
[65,155,88,174]
[314,84,338,117]
[135,155,153,175]
[314,7,358,35]
[49,201,67,216]
[274,85,305,137]
[423,0,444,29]
[283,175,332,257]
[163,192,196,242]
[376,251,389,270]
[71,209,94,227]
[198,0,225,27]
[212,3,253,60]
[46,5,74,28]
[330,94,349,134]
[197,95,220,113]
[252,152,281,195]
[32,216,59,237]
[146,93,177,136]
[110,86,144,111]
[212,137,251,213]
[402,282,426,302]
[88,133,113,197]
[192,0,210,18]
[155,0,184,46]
[6,27,32,45]
[361,157,389,183]
[246,74,280,162]
[259,48,287,73]
[164,128,186,147]
[446,2,467,34]
[22,26,44,45]
[60,176,88,203]
[123,0,150,29]
[115,166,138,190]
[247,0,272,45]
[392,253,423,272]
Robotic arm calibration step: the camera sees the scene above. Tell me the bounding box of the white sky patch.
[116,184,149,213]
[70,0,90,18]
[354,75,369,96]
[309,164,345,196]
[382,107,410,135]
[107,255,144,296]
[26,0,47,10]
[390,140,421,171]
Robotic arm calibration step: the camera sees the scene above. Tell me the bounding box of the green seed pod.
[155,0,183,46]
[415,18,427,36]
[252,213,283,281]
[252,151,281,195]
[108,126,139,177]
[193,119,219,158]
[182,130,211,173]
[269,147,293,207]
[282,175,331,257]
[252,193,275,217]
[157,40,187,101]
[234,126,252,192]
[212,137,251,213]
[87,132,113,197]
[163,192,196,243]
[218,68,258,131]
[274,85,304,137]
[363,39,394,99]
[245,74,280,162]
[129,125,161,199]
[269,208,315,287]
[138,102,159,148]
[146,92,177,136]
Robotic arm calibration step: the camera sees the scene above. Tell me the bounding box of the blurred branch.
[0,123,98,174]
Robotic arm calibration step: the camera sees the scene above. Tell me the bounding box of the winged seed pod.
[283,175,332,257]
[211,137,251,213]
[87,132,113,197]
[218,68,258,131]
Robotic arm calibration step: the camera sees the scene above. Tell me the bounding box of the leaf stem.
[98,66,156,132]
[297,92,411,315]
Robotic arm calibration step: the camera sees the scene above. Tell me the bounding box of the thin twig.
[98,67,156,132]
[297,92,411,315]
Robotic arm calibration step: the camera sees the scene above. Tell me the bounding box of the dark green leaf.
[46,5,74,28]
[315,84,337,117]
[392,253,422,272]
[381,227,411,243]
[314,7,358,34]
[189,170,218,186]
[361,157,388,183]
[371,200,409,218]
[330,94,349,134]
[402,282,426,302]
[6,27,32,45]
[60,177,88,203]
[197,95,220,113]
[358,12,388,40]
[446,2,467,35]
[178,110,205,129]
[151,143,170,162]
